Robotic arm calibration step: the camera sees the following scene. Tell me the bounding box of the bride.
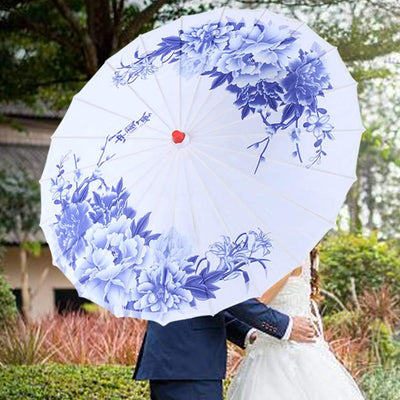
[227,248,366,400]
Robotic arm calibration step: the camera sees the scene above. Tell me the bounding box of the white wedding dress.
[227,259,366,400]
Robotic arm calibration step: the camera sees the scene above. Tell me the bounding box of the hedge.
[0,364,148,400]
[0,364,231,399]
[0,363,397,399]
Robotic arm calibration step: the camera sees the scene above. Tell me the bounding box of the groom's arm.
[224,311,253,349]
[227,298,291,340]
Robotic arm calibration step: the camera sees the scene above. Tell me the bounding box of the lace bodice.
[251,257,323,349]
[267,258,312,317]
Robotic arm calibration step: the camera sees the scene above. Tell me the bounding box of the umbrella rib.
[170,151,180,235]
[184,152,220,318]
[39,143,168,182]
[194,142,357,180]
[187,42,338,134]
[113,147,174,190]
[73,96,170,138]
[185,150,235,240]
[189,148,304,266]
[105,61,174,133]
[191,113,363,137]
[193,146,337,226]
[182,152,202,250]
[325,81,357,93]
[74,96,136,122]
[53,123,171,140]
[185,20,307,132]
[51,135,166,141]
[123,148,177,208]
[181,6,228,131]
[39,148,174,228]
[139,34,179,128]
[194,127,365,140]
[179,16,183,129]
[191,112,260,137]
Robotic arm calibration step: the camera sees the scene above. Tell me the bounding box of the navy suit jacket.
[133,298,289,380]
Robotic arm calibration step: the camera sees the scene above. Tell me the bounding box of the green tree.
[0,169,41,320]
[0,0,212,108]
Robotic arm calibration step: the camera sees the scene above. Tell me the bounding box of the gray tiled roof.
[0,101,66,119]
[0,117,58,244]
[0,116,57,179]
[0,144,49,181]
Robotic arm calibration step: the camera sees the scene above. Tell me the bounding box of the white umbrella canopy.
[40,7,364,325]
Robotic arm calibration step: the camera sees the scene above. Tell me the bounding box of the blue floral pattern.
[113,19,334,172]
[50,120,273,315]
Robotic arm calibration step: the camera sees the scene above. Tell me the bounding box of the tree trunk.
[20,246,31,321]
[346,181,362,234]
[364,155,376,231]
[85,0,113,66]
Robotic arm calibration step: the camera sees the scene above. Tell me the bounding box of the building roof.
[0,116,58,180]
[0,101,66,119]
[0,116,59,245]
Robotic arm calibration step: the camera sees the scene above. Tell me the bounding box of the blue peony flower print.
[177,22,236,78]
[133,262,193,313]
[75,215,154,309]
[227,80,283,119]
[132,229,194,312]
[112,17,334,173]
[50,139,276,316]
[51,145,275,314]
[281,49,331,110]
[216,22,298,87]
[54,201,93,264]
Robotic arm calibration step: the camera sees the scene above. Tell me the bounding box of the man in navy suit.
[134,298,314,400]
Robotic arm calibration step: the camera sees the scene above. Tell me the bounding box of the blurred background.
[0,0,399,399]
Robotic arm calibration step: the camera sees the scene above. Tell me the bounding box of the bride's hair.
[310,244,323,302]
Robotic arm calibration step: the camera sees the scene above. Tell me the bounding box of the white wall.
[1,245,74,319]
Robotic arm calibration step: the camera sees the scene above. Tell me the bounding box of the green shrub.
[0,364,148,399]
[0,271,18,327]
[319,233,400,313]
[360,366,400,400]
[0,363,396,400]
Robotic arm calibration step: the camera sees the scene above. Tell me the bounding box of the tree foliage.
[0,271,18,328]
[0,169,40,243]
[0,0,173,107]
[319,232,400,313]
